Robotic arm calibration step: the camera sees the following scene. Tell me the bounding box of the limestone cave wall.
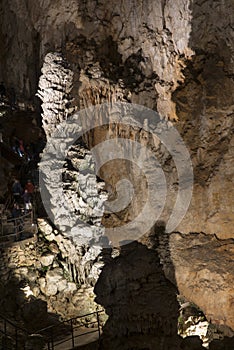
[0,0,234,347]
[0,0,233,236]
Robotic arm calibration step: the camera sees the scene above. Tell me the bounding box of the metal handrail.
[3,193,13,212]
[5,210,34,224]
[36,309,104,350]
[0,314,28,334]
[0,210,35,239]
[36,309,104,334]
[0,313,29,350]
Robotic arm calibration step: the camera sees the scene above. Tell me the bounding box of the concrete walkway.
[51,327,100,350]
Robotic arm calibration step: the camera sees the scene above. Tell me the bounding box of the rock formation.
[0,0,233,235]
[37,52,74,138]
[0,220,108,324]
[0,0,233,348]
[158,231,234,335]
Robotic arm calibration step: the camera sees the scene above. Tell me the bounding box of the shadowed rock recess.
[0,0,234,349]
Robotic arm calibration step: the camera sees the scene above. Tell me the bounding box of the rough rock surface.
[169,232,234,332]
[0,0,233,344]
[13,0,232,239]
[37,51,234,337]
[0,220,108,325]
[37,52,74,138]
[158,230,234,332]
[0,0,194,114]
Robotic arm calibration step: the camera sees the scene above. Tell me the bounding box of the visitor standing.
[25,180,35,197]
[22,189,32,214]
[12,179,23,203]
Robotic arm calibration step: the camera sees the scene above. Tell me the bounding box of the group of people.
[12,178,34,210]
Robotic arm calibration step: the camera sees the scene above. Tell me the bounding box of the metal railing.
[36,310,104,350]
[3,193,13,213]
[0,310,104,350]
[0,314,29,350]
[0,210,35,242]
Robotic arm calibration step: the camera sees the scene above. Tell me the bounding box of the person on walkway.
[25,180,35,198]
[12,203,23,239]
[22,189,32,214]
[12,179,23,204]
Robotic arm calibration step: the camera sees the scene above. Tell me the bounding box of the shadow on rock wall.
[94,225,234,350]
[94,224,204,350]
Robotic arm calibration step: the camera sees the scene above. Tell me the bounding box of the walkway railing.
[0,314,29,350]
[0,310,104,350]
[36,310,104,350]
[0,210,36,243]
[3,193,13,213]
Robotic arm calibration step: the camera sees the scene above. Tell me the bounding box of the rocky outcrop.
[171,232,234,333]
[0,220,107,325]
[29,0,233,240]
[0,0,233,235]
[158,231,234,333]
[36,5,233,342]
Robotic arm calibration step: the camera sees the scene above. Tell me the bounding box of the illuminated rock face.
[169,233,234,331]
[158,231,234,332]
[0,0,234,341]
[37,52,74,138]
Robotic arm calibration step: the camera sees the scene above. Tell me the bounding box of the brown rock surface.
[169,232,234,332]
